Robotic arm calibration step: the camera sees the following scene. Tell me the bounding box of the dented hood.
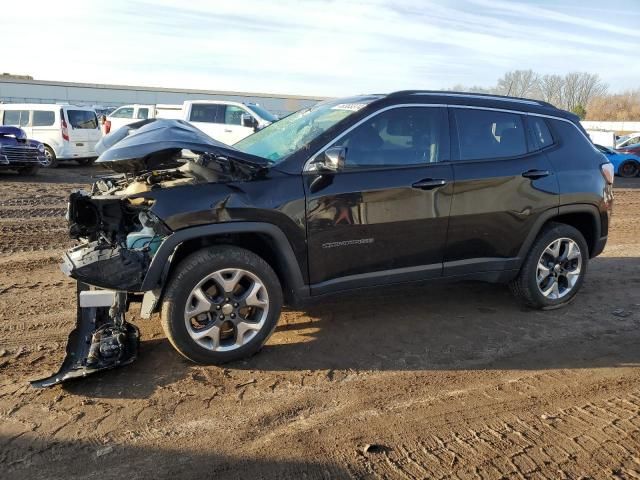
[95,119,269,173]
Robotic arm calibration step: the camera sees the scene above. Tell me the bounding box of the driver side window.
[332,107,448,169]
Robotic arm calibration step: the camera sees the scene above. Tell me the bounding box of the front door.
[444,108,560,275]
[305,106,454,294]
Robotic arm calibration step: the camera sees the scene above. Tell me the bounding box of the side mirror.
[315,146,346,172]
[241,114,258,130]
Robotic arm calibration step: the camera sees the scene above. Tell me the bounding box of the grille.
[1,146,42,164]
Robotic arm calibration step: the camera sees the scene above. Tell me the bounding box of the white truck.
[107,100,277,145]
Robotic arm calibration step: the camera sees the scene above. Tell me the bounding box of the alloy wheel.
[536,237,582,300]
[183,268,269,352]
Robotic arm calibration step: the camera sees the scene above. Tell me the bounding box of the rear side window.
[111,107,134,118]
[67,110,98,129]
[332,106,448,168]
[454,109,527,160]
[3,110,30,127]
[528,116,553,150]
[137,108,149,119]
[32,110,55,127]
[189,104,224,123]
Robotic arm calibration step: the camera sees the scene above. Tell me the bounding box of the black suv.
[39,91,614,385]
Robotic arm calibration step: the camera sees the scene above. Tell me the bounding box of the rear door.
[65,109,100,157]
[305,105,454,294]
[443,107,559,276]
[187,103,226,141]
[31,109,57,148]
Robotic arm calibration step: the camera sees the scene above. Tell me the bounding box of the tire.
[509,222,589,310]
[16,166,40,176]
[76,158,96,166]
[160,245,283,364]
[618,160,639,178]
[42,145,58,168]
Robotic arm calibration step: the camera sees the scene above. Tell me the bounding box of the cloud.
[1,0,638,96]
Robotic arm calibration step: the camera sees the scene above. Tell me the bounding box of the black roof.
[380,90,577,122]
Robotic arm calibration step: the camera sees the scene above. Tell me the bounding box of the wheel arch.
[141,222,309,305]
[517,205,601,265]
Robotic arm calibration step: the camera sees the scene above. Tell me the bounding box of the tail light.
[60,109,69,141]
[105,120,111,134]
[600,162,614,185]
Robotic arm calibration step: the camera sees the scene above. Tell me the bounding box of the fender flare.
[516,204,601,265]
[140,222,308,298]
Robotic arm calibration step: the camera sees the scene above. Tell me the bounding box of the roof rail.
[387,90,556,109]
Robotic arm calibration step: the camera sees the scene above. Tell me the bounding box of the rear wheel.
[16,166,40,176]
[42,146,58,168]
[619,160,639,178]
[160,246,283,364]
[510,223,588,309]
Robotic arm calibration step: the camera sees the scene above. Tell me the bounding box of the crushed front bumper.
[30,282,139,388]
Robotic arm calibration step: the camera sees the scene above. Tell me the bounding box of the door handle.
[224,129,233,133]
[522,169,550,179]
[411,179,447,190]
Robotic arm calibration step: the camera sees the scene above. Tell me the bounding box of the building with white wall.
[0,77,326,117]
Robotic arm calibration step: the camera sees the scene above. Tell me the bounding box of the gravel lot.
[1,165,639,479]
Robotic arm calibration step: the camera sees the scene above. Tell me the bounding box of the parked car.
[107,100,277,145]
[0,104,101,167]
[617,142,640,159]
[616,132,640,149]
[596,144,640,177]
[0,126,47,175]
[33,91,614,387]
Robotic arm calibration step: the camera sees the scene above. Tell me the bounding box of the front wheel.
[42,146,58,168]
[160,246,283,364]
[509,223,589,309]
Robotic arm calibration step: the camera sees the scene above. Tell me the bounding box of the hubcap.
[536,237,582,300]
[184,268,269,352]
[42,150,53,167]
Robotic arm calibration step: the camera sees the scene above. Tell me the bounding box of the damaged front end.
[31,119,268,387]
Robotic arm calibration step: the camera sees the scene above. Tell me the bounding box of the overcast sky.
[3,0,639,97]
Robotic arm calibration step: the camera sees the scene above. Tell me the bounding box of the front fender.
[140,221,308,296]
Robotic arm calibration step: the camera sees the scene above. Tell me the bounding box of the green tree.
[572,104,587,119]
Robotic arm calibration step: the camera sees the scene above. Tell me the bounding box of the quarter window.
[454,109,527,160]
[332,107,447,168]
[137,108,149,119]
[32,110,55,127]
[528,117,553,150]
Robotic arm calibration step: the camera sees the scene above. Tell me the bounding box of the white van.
[107,100,277,145]
[0,104,101,167]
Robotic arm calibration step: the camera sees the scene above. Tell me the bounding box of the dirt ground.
[0,165,639,480]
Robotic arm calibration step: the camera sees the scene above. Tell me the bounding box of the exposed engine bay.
[31,119,269,387]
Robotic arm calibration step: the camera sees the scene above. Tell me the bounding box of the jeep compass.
[32,91,614,387]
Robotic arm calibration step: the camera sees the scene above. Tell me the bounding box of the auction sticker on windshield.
[331,103,368,111]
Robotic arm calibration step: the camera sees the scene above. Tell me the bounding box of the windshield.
[234,96,380,163]
[246,104,278,123]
